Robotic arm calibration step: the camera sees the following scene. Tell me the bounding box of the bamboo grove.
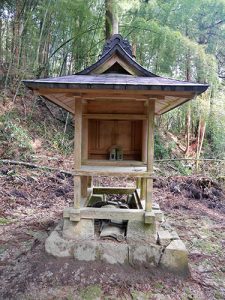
[0,0,224,160]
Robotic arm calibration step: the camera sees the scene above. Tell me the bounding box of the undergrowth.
[0,102,73,160]
[154,130,175,159]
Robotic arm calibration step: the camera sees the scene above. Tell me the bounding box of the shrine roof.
[23,34,208,115]
[24,73,207,94]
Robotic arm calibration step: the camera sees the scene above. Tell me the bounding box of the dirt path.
[0,166,225,299]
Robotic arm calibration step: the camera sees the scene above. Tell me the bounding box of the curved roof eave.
[76,43,158,77]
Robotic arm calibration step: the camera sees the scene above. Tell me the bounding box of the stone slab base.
[45,218,189,276]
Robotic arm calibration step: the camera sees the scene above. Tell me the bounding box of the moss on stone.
[79,285,102,300]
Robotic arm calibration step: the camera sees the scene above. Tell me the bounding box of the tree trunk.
[105,0,118,40]
[0,18,2,61]
[12,1,23,67]
[196,117,206,172]
[185,48,191,157]
[185,103,191,157]
[36,1,51,67]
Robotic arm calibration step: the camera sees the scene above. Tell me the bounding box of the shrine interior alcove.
[88,119,142,161]
[84,98,146,163]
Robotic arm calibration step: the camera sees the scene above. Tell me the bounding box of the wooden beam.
[83,113,147,120]
[74,169,152,178]
[146,99,155,212]
[156,97,192,115]
[63,207,155,222]
[36,88,194,98]
[93,187,136,195]
[41,94,74,113]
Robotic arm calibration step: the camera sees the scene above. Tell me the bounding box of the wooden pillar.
[82,118,88,161]
[136,178,141,189]
[140,178,146,200]
[81,176,88,198]
[74,97,82,209]
[146,99,155,212]
[87,176,93,188]
[142,119,147,163]
[82,101,88,162]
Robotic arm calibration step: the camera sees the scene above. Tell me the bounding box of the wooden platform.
[82,159,146,166]
[74,165,151,178]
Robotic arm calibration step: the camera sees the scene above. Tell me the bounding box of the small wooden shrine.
[24,35,208,273]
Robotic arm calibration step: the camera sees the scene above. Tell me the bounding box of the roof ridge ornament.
[101,34,133,57]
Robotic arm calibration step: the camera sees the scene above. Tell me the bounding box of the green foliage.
[26,118,74,156]
[79,285,102,300]
[0,0,224,161]
[0,110,33,159]
[173,161,191,176]
[205,89,225,159]
[0,105,74,159]
[0,217,11,225]
[51,132,73,155]
[154,131,175,159]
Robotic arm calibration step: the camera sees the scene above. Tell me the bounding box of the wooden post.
[81,176,88,198]
[74,177,81,211]
[146,99,155,212]
[82,119,88,160]
[136,178,141,189]
[74,97,82,209]
[142,120,147,163]
[87,176,93,188]
[82,100,88,161]
[140,178,146,200]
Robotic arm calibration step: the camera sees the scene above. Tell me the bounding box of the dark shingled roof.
[23,34,209,114]
[76,35,157,77]
[24,73,208,94]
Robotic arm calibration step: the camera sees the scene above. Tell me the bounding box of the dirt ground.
[0,164,225,300]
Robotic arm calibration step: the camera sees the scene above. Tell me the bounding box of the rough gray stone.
[160,222,172,231]
[170,230,180,240]
[157,229,179,247]
[152,203,160,210]
[153,209,164,222]
[44,218,189,275]
[63,219,95,240]
[160,239,189,275]
[45,230,74,257]
[74,241,98,261]
[99,241,128,264]
[74,240,129,264]
[129,243,163,266]
[126,220,156,244]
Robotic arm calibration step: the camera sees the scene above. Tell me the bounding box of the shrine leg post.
[74,97,82,212]
[145,99,155,223]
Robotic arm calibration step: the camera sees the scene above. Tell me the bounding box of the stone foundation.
[45,206,189,276]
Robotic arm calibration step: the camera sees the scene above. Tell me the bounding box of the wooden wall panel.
[116,120,132,151]
[87,100,145,114]
[88,119,142,161]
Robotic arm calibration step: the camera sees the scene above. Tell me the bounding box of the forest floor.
[0,164,225,300]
